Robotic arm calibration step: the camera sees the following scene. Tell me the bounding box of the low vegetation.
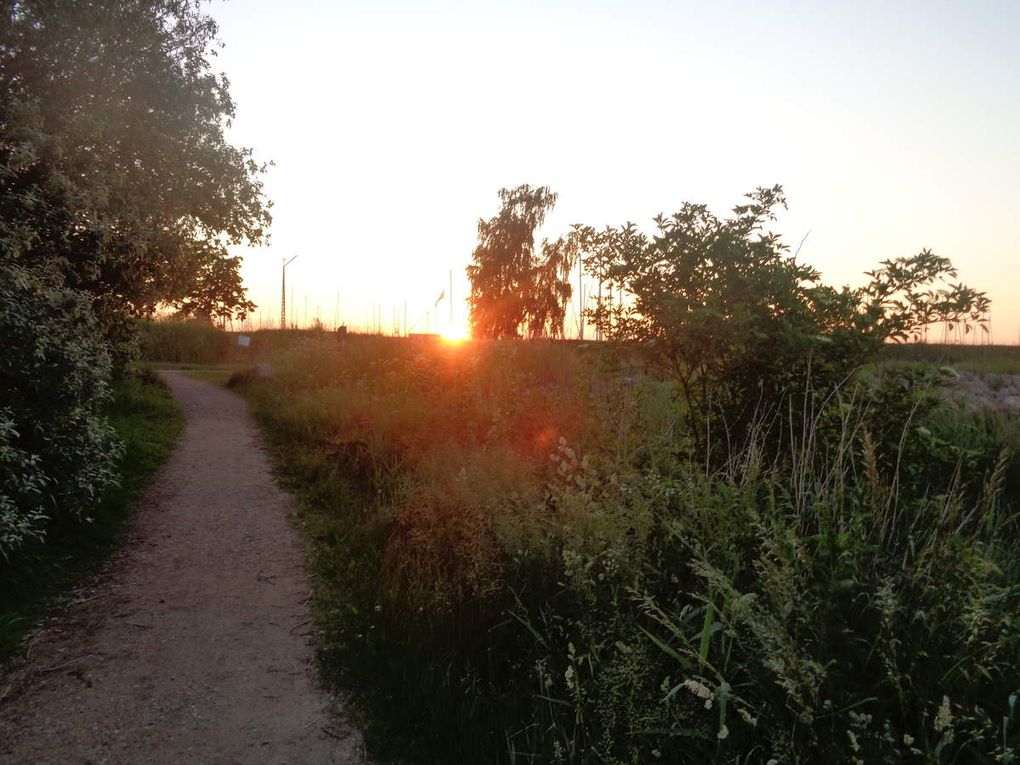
[210,187,1016,762]
[239,333,1019,763]
[0,370,182,659]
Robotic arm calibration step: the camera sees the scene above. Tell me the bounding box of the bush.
[0,262,121,557]
[0,368,182,657]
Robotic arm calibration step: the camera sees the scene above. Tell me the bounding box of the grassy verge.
[0,369,182,661]
[242,337,1020,762]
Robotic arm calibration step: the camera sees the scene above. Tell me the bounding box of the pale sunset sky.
[210,0,1018,341]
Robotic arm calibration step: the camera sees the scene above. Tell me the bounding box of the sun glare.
[441,321,471,343]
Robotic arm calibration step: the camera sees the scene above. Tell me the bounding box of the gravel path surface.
[0,371,365,764]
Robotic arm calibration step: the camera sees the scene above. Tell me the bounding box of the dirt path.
[0,371,365,764]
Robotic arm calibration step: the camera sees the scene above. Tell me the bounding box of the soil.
[0,371,366,764]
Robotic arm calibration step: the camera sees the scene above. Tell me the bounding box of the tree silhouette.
[584,185,990,445]
[467,185,576,338]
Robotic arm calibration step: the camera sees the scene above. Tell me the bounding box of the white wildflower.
[681,678,713,700]
[738,707,758,727]
[934,695,953,733]
[717,724,729,740]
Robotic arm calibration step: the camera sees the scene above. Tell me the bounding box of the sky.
[209,0,1019,341]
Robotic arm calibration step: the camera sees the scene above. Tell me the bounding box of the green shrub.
[0,369,181,657]
[0,262,121,557]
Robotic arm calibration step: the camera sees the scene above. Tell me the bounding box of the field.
[153,324,1020,763]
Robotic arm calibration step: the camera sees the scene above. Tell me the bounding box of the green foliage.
[138,318,234,365]
[0,369,182,658]
[467,185,578,338]
[581,187,989,453]
[242,336,1019,763]
[0,261,121,557]
[0,0,269,358]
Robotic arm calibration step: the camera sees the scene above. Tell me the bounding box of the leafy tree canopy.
[467,185,577,338]
[0,0,270,347]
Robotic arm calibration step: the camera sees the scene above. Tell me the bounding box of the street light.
[281,255,298,329]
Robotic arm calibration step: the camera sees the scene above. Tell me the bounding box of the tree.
[0,0,270,355]
[585,186,989,444]
[467,185,577,338]
[0,0,271,553]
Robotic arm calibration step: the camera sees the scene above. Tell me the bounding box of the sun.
[441,320,471,343]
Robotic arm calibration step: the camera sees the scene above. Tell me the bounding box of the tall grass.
[138,318,234,365]
[138,318,340,366]
[243,335,1020,762]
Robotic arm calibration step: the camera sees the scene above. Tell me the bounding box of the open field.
[885,342,1020,375]
[181,328,1020,763]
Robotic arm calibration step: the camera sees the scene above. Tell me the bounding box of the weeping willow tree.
[466,185,577,339]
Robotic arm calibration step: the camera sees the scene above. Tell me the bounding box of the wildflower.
[738,707,758,726]
[934,695,953,733]
[903,733,914,746]
[717,724,729,740]
[681,678,713,700]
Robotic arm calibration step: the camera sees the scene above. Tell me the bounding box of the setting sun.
[441,320,471,343]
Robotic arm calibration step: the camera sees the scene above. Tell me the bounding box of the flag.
[434,290,445,308]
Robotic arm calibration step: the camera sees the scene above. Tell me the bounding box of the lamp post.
[281,255,298,329]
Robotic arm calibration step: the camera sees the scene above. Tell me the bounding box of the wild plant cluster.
[247,335,1020,763]
[0,262,121,557]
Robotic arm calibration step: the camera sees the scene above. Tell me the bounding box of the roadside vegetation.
[0,370,181,660]
[237,334,1018,763]
[217,188,1017,762]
